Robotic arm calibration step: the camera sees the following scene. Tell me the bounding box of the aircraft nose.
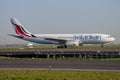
[111,37,115,41]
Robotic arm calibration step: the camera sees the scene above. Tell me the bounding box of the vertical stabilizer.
[10,18,32,37]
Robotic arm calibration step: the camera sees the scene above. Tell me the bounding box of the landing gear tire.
[64,45,67,48]
[57,45,67,48]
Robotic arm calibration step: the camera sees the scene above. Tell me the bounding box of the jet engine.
[66,40,79,46]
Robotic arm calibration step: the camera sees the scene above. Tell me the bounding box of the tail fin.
[10,18,32,37]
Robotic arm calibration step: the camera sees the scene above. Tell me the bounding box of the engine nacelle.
[66,40,79,46]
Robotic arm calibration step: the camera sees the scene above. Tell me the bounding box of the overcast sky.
[0,0,120,45]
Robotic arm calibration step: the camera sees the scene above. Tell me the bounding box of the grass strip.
[0,70,120,80]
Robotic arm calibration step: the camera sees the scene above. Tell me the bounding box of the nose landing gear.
[101,44,104,48]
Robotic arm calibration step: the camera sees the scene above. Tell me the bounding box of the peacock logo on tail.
[10,18,35,37]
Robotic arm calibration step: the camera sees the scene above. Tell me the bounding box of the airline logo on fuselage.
[73,35,101,40]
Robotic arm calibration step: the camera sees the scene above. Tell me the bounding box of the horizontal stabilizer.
[9,34,24,39]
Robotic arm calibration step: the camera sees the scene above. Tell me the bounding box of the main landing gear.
[57,45,67,48]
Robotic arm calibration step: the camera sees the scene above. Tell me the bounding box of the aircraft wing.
[44,38,68,44]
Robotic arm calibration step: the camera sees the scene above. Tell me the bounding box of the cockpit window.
[106,35,111,38]
[108,35,111,38]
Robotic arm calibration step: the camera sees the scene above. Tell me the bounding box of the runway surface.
[0,60,120,71]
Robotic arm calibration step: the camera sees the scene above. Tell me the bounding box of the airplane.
[10,18,115,48]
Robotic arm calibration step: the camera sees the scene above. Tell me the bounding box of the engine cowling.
[66,40,79,46]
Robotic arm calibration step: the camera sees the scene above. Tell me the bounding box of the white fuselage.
[23,33,115,45]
